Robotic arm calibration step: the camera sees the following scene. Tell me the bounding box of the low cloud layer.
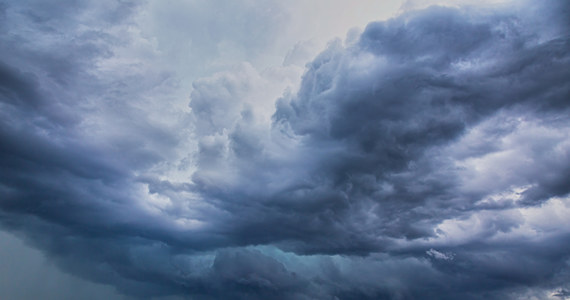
[1,0,569,299]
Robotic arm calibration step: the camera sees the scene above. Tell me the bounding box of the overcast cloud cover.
[1,0,569,299]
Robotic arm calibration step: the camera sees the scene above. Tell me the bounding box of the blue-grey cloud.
[1,0,569,299]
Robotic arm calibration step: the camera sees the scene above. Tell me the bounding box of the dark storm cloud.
[1,0,570,299]
[270,4,570,240]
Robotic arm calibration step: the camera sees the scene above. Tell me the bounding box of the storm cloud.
[1,0,569,299]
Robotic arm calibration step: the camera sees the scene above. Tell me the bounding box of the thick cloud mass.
[1,0,570,299]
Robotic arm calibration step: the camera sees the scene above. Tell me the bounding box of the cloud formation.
[1,0,569,299]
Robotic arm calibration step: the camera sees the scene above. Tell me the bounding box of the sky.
[0,0,569,299]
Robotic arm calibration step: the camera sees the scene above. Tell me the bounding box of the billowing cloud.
[1,0,569,299]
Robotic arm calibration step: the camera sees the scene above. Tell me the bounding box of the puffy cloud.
[1,0,569,299]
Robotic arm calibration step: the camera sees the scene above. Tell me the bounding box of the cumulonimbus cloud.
[1,0,569,299]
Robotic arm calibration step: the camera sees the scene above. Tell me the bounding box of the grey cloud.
[0,231,128,300]
[142,0,289,76]
[271,3,570,240]
[555,289,570,299]
[1,0,570,299]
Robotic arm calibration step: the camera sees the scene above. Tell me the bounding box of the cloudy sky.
[1,0,569,299]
